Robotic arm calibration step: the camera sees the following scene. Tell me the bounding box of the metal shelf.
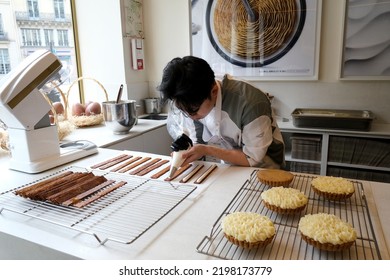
[281,127,390,182]
[327,162,390,172]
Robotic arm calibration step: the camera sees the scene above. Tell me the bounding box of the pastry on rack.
[261,187,308,214]
[298,213,357,251]
[14,171,127,208]
[221,212,275,249]
[311,176,355,200]
[257,169,294,187]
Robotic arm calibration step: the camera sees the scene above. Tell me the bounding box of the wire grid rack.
[196,171,381,260]
[0,166,196,245]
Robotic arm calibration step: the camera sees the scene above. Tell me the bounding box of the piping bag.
[169,133,193,178]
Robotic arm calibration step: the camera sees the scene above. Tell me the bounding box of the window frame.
[43,28,54,47]
[0,49,11,75]
[21,28,42,46]
[27,0,40,19]
[54,0,66,19]
[57,29,69,47]
[0,13,4,37]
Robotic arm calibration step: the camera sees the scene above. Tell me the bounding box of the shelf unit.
[278,121,390,183]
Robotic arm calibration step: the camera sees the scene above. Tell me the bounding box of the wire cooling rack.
[0,166,196,245]
[196,171,381,260]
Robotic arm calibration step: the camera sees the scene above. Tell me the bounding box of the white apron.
[200,83,235,163]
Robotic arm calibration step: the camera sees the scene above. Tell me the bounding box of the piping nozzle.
[168,166,178,178]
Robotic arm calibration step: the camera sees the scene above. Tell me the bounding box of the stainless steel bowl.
[144,98,161,114]
[102,100,137,134]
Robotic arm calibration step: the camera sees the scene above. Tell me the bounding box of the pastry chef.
[158,56,285,169]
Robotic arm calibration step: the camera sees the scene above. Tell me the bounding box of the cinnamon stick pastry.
[73,181,127,208]
[14,171,125,208]
[136,159,169,176]
[151,165,170,179]
[118,157,151,173]
[130,158,162,175]
[47,175,107,204]
[194,164,217,184]
[180,164,204,183]
[110,156,142,172]
[96,155,132,170]
[61,180,115,206]
[15,171,73,197]
[90,154,129,169]
[164,163,192,181]
[35,172,94,200]
[19,172,87,199]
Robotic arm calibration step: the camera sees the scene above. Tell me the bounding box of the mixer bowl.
[102,100,137,134]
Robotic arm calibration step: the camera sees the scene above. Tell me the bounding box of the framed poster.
[123,0,144,38]
[190,0,322,80]
[340,0,390,80]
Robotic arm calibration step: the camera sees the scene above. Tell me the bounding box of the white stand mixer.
[0,50,97,173]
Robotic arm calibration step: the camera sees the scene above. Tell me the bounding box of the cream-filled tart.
[311,176,355,200]
[257,169,294,187]
[221,212,275,249]
[261,187,308,214]
[298,213,357,251]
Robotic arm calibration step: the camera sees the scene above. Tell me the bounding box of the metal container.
[291,108,374,131]
[144,98,161,114]
[102,100,137,134]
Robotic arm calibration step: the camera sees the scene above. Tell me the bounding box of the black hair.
[158,56,215,115]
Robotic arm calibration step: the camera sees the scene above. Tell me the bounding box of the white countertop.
[62,118,390,151]
[0,148,389,260]
[62,117,167,148]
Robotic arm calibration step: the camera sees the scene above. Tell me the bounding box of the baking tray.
[291,108,374,131]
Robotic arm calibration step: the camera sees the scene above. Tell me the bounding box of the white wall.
[143,0,191,97]
[74,0,148,106]
[144,0,390,124]
[74,0,390,123]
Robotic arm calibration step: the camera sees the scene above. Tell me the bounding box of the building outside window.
[1,0,78,103]
[21,28,42,46]
[57,29,68,47]
[44,28,54,47]
[27,0,40,18]
[0,48,10,74]
[0,14,4,37]
[54,0,65,19]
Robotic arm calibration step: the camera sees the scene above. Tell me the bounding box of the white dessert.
[298,213,357,245]
[311,176,354,194]
[261,187,308,210]
[221,212,275,243]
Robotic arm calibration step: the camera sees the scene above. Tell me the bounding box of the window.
[27,0,40,18]
[57,29,69,47]
[54,0,65,19]
[1,0,81,104]
[21,28,42,46]
[44,29,54,47]
[0,14,4,37]
[0,49,11,74]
